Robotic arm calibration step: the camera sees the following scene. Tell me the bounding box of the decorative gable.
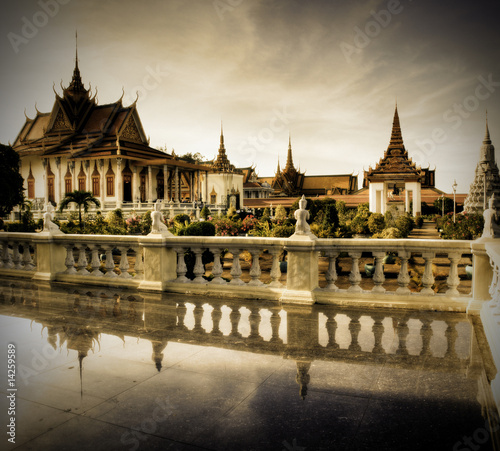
[121,115,143,143]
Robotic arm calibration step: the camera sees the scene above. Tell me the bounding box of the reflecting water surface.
[0,280,497,451]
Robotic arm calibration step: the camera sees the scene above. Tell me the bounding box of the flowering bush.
[213,218,241,236]
[126,214,143,234]
[241,215,259,233]
[439,213,484,240]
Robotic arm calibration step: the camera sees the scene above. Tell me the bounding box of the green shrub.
[173,214,190,225]
[270,224,295,237]
[368,213,385,234]
[200,206,211,220]
[440,213,484,240]
[372,227,403,239]
[415,215,424,228]
[395,215,414,237]
[183,221,216,236]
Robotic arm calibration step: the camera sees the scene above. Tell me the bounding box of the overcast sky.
[1,0,499,193]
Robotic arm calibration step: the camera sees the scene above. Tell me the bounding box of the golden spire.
[285,134,295,172]
[387,104,404,151]
[484,110,491,143]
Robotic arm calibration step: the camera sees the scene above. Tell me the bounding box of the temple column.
[163,165,169,201]
[197,170,201,201]
[132,166,138,203]
[55,157,61,206]
[85,160,91,195]
[42,158,48,206]
[190,172,194,201]
[175,167,180,202]
[147,165,153,203]
[71,161,76,194]
[99,159,105,203]
[405,188,410,213]
[116,158,122,208]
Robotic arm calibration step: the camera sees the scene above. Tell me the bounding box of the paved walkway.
[408,220,441,239]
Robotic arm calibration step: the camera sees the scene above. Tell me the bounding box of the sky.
[1,0,499,194]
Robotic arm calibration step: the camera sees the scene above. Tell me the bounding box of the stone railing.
[0,231,485,311]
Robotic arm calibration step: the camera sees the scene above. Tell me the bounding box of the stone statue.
[42,203,62,234]
[150,201,173,236]
[482,194,499,238]
[294,195,311,235]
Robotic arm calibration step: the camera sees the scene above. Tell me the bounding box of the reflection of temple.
[0,280,494,407]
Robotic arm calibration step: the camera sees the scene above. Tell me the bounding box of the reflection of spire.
[78,351,85,398]
[295,360,311,400]
[151,340,168,372]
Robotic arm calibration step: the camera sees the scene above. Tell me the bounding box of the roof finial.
[285,134,294,172]
[484,110,491,143]
[220,120,224,145]
[75,30,78,68]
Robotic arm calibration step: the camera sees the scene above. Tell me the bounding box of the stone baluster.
[211,304,223,336]
[347,313,361,351]
[12,242,22,270]
[76,244,89,275]
[489,261,498,300]
[192,248,206,284]
[395,317,409,355]
[324,251,339,291]
[209,247,225,284]
[421,252,435,295]
[1,242,13,269]
[248,249,263,286]
[118,246,132,278]
[444,319,458,359]
[249,306,262,340]
[325,311,339,349]
[269,306,282,343]
[229,306,241,338]
[104,246,117,278]
[371,314,385,354]
[174,248,189,283]
[229,249,245,285]
[192,300,204,333]
[268,248,283,288]
[22,242,35,271]
[0,242,4,269]
[134,247,144,279]
[63,244,77,274]
[446,252,461,296]
[176,301,187,330]
[419,318,433,356]
[348,252,362,292]
[396,251,411,294]
[372,252,386,293]
[89,245,103,277]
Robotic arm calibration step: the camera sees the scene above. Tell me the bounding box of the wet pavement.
[0,279,498,450]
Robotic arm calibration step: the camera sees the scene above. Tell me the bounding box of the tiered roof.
[365,106,422,182]
[211,125,240,173]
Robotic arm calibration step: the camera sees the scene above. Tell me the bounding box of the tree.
[0,143,24,217]
[179,152,205,164]
[58,190,100,230]
[433,197,454,215]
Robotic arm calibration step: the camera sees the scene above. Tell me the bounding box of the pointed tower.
[284,135,295,172]
[365,105,422,215]
[463,116,500,214]
[212,123,234,173]
[271,136,305,196]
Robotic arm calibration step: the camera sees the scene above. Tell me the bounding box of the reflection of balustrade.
[0,281,477,380]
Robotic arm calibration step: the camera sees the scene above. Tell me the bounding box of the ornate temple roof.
[12,44,190,167]
[271,137,306,196]
[365,106,422,182]
[211,124,240,173]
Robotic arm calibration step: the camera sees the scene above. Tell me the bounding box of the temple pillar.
[132,166,138,203]
[147,165,153,203]
[99,159,105,203]
[85,160,91,195]
[175,167,180,202]
[55,157,62,206]
[116,158,122,208]
[163,165,169,201]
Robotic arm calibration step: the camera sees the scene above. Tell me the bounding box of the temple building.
[256,137,358,198]
[12,48,239,214]
[207,126,244,208]
[365,106,428,216]
[463,117,500,214]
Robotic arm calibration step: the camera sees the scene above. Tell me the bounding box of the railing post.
[31,234,66,281]
[446,252,461,296]
[209,247,225,285]
[470,240,493,312]
[348,252,362,293]
[324,251,339,291]
[372,251,385,293]
[396,251,411,295]
[138,236,177,291]
[421,252,435,295]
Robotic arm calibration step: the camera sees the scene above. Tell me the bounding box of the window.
[78,176,86,191]
[27,180,35,199]
[210,194,217,204]
[92,176,100,197]
[107,176,114,196]
[65,177,72,194]
[47,177,55,203]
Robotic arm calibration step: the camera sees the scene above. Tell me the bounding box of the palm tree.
[58,190,100,230]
